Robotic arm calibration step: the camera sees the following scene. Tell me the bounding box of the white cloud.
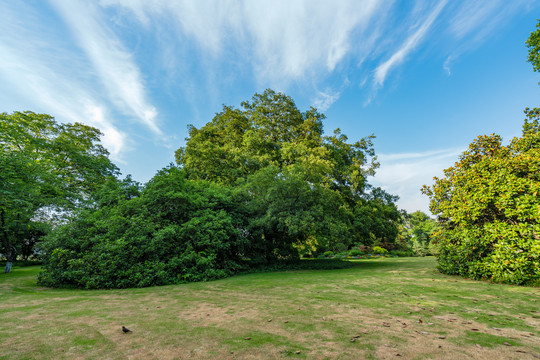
[449,0,502,40]
[312,89,341,112]
[50,0,161,135]
[100,0,387,88]
[0,2,127,161]
[373,0,448,87]
[371,147,463,214]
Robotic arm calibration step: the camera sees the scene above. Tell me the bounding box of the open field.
[1,257,539,359]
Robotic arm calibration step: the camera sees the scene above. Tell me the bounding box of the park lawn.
[0,257,539,360]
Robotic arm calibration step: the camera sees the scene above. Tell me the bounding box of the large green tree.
[176,89,400,257]
[420,21,540,285]
[0,111,117,272]
[421,110,540,284]
[176,89,377,190]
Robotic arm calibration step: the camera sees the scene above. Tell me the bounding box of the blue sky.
[2,0,540,213]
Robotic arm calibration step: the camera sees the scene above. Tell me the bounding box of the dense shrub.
[38,168,245,289]
[372,246,389,255]
[389,249,414,257]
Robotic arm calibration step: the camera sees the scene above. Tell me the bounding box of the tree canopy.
[177,89,401,254]
[0,111,117,272]
[422,109,540,284]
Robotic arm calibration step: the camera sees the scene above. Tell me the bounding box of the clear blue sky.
[2,1,540,213]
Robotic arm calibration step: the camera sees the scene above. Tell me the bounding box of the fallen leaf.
[503,342,512,346]
[438,336,446,339]
[476,344,483,349]
[244,337,251,340]
[267,319,272,322]
[295,351,301,354]
[350,338,356,343]
[471,329,480,331]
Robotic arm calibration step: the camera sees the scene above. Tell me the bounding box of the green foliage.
[526,19,540,73]
[39,89,401,288]
[38,167,245,288]
[389,249,414,257]
[372,246,389,255]
[398,210,439,256]
[347,249,364,256]
[0,111,117,272]
[422,109,540,285]
[176,89,401,259]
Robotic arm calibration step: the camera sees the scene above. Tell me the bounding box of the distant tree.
[398,211,438,255]
[421,109,540,284]
[0,111,117,273]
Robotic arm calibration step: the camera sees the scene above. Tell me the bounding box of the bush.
[372,246,389,255]
[348,249,365,256]
[389,250,414,257]
[38,168,245,289]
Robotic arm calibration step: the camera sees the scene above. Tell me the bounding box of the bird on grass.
[122,326,132,333]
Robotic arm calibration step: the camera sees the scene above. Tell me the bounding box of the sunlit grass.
[1,257,538,359]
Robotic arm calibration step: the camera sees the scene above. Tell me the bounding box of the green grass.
[1,257,539,359]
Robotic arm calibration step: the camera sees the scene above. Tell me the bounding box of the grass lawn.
[1,257,539,359]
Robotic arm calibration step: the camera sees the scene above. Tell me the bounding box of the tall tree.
[176,89,399,258]
[0,111,117,272]
[176,89,378,188]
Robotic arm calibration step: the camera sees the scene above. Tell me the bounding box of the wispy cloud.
[373,0,448,88]
[443,0,531,75]
[371,147,463,213]
[101,0,387,89]
[50,0,161,135]
[0,1,127,159]
[312,89,341,112]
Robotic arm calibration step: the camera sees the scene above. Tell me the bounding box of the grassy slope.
[0,257,539,360]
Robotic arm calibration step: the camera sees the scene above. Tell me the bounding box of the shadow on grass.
[348,258,423,270]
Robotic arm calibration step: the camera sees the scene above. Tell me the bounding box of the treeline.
[3,90,417,288]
